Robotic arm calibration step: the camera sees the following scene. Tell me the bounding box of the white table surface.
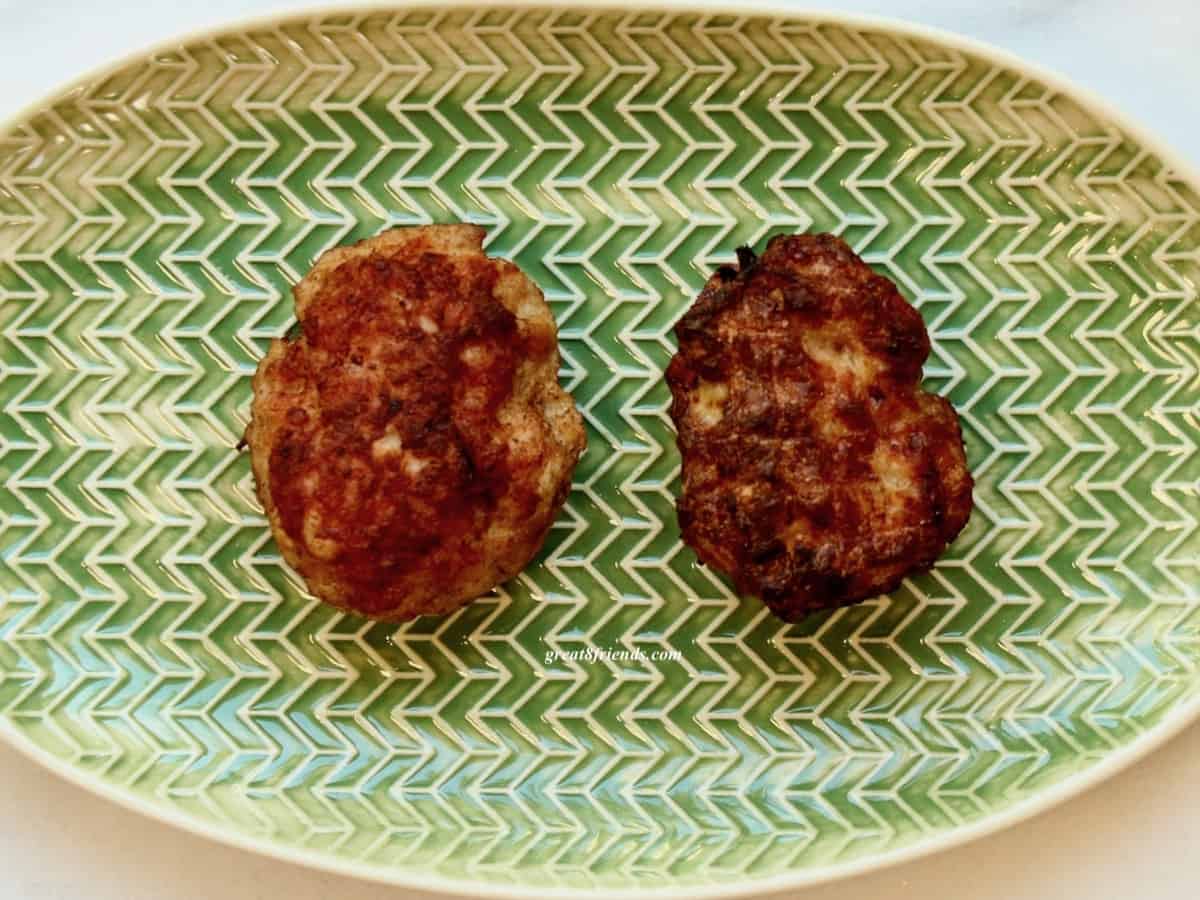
[1,1,1198,898]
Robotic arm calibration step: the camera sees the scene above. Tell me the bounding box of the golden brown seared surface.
[246,224,586,621]
[665,233,973,622]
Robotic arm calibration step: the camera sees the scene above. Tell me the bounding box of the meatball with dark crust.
[245,224,586,621]
[665,233,973,622]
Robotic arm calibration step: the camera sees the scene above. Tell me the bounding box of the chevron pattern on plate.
[0,8,1198,891]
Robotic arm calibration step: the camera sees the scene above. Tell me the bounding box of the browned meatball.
[665,233,973,622]
[245,224,585,621]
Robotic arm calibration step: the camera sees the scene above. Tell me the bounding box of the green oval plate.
[1,5,1198,896]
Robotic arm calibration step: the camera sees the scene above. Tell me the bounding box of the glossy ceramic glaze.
[0,6,1197,895]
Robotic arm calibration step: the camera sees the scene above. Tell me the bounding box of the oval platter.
[0,4,1197,896]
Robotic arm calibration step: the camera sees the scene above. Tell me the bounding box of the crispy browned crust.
[246,224,586,621]
[665,233,973,622]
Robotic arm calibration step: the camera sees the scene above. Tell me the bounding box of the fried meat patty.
[246,224,586,621]
[665,233,972,622]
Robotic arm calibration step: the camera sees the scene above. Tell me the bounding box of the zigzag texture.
[0,9,1198,891]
